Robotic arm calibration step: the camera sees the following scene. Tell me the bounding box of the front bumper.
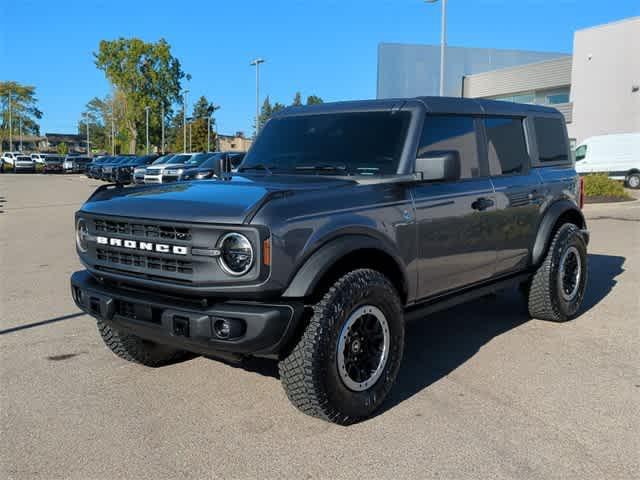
[71,270,302,357]
[14,164,36,172]
[144,175,163,183]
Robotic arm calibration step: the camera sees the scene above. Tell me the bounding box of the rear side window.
[534,117,569,163]
[418,115,480,179]
[485,117,528,175]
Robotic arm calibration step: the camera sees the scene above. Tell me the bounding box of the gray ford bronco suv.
[71,97,589,424]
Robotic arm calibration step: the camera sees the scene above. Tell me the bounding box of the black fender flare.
[531,200,586,266]
[281,235,409,299]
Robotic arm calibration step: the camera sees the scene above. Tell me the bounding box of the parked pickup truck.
[71,97,589,424]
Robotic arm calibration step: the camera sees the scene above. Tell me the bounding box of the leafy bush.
[583,174,631,199]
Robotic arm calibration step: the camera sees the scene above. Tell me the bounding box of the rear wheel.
[528,223,588,322]
[97,319,186,367]
[625,173,640,189]
[279,269,404,425]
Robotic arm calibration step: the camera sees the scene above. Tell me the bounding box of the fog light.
[212,317,245,340]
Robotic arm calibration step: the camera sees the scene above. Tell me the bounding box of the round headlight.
[76,218,89,253]
[218,232,254,276]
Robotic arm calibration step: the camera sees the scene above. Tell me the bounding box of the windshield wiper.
[295,164,350,174]
[238,163,274,175]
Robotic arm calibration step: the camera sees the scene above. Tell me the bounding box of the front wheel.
[279,269,404,425]
[527,223,588,322]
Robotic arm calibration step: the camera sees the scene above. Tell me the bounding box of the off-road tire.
[279,269,404,425]
[97,319,186,367]
[528,223,588,322]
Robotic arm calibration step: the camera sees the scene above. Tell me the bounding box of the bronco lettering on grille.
[96,236,188,255]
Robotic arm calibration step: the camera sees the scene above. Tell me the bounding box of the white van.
[574,133,640,189]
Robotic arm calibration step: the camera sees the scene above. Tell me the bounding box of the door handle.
[471,197,494,211]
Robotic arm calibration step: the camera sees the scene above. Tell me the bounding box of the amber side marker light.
[263,238,271,266]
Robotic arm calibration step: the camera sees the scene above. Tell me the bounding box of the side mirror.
[415,150,460,182]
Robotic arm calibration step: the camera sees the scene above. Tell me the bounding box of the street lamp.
[7,91,12,151]
[84,112,91,156]
[19,116,23,151]
[208,104,220,152]
[425,0,447,96]
[161,104,165,155]
[183,89,189,153]
[250,58,265,134]
[144,106,151,154]
[187,117,193,153]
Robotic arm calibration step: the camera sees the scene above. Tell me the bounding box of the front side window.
[485,117,528,175]
[574,145,587,161]
[534,117,569,163]
[418,115,480,179]
[242,111,411,175]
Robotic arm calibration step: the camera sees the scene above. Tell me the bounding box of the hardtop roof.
[275,96,561,118]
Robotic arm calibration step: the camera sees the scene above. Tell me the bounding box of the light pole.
[8,91,12,151]
[425,0,447,96]
[145,106,150,154]
[187,117,193,153]
[250,58,265,134]
[161,104,165,154]
[183,90,189,153]
[208,104,220,152]
[84,112,90,156]
[19,116,23,151]
[111,100,115,155]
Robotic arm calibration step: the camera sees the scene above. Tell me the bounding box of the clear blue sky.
[2,0,638,136]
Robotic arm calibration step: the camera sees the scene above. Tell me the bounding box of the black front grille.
[96,248,194,274]
[94,219,191,241]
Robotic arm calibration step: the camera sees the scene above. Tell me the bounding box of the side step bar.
[404,272,531,322]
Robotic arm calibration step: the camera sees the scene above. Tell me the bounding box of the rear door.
[412,114,497,299]
[483,116,543,274]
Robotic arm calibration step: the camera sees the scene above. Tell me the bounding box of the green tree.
[78,97,108,151]
[257,96,273,132]
[306,95,324,105]
[189,96,219,151]
[94,38,186,153]
[0,81,43,148]
[57,142,68,155]
[292,91,302,106]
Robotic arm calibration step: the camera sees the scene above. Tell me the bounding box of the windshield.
[151,154,175,165]
[241,111,411,175]
[184,153,212,167]
[45,157,63,163]
[168,154,192,164]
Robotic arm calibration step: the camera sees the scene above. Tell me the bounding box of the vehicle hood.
[146,162,183,172]
[80,174,357,224]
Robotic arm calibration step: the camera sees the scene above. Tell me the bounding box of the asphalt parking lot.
[1,173,638,480]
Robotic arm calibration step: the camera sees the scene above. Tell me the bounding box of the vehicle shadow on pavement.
[378,253,625,416]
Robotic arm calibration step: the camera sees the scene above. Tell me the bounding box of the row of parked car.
[0,151,92,173]
[86,151,246,184]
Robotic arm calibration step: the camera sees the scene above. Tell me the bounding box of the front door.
[412,114,497,300]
